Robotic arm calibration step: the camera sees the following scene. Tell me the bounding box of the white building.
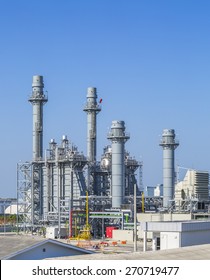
[175,170,209,210]
[141,220,210,251]
[175,170,209,200]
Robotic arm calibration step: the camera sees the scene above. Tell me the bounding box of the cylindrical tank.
[159,129,179,208]
[100,146,112,170]
[108,121,129,208]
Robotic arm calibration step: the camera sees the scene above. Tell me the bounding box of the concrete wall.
[137,213,192,240]
[137,213,192,222]
[112,230,134,241]
[137,226,153,240]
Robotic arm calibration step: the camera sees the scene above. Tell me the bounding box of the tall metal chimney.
[108,120,130,208]
[83,87,101,163]
[28,75,48,161]
[159,129,179,208]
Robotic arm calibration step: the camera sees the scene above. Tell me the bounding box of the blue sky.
[0,0,210,198]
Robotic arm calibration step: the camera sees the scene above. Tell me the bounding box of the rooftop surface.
[52,243,210,260]
[0,233,45,259]
[1,233,210,260]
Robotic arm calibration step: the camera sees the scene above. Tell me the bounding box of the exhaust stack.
[108,120,129,208]
[28,75,48,161]
[83,87,101,163]
[159,129,179,208]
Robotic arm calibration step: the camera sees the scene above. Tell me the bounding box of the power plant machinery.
[17,75,209,237]
[17,75,142,236]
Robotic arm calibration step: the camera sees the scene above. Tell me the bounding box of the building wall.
[159,230,210,250]
[112,229,134,241]
[137,228,153,240]
[142,220,210,250]
[160,232,180,250]
[137,213,192,239]
[137,213,192,222]
[8,243,89,260]
[181,230,210,247]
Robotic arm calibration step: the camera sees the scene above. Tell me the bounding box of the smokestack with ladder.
[28,75,48,161]
[83,87,101,163]
[159,129,179,208]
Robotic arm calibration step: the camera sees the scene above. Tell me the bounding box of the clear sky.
[0,0,210,198]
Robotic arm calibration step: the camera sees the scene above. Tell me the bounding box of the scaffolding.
[17,161,44,229]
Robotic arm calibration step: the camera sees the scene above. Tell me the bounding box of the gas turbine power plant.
[17,75,210,239]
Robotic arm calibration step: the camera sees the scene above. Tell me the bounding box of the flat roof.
[141,220,210,232]
[47,243,210,260]
[1,233,210,260]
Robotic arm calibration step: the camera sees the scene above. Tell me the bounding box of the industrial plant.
[16,75,210,250]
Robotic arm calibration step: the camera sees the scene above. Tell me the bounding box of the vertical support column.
[133,183,137,252]
[159,129,179,208]
[143,222,148,252]
[108,121,130,208]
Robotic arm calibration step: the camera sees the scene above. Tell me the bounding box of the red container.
[106,226,118,238]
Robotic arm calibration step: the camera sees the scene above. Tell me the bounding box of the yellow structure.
[76,191,91,240]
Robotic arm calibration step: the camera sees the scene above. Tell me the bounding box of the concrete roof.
[141,220,210,232]
[1,234,210,260]
[0,234,93,260]
[0,234,45,259]
[49,243,210,260]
